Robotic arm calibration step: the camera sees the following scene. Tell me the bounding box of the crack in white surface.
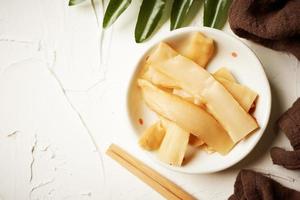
[62,29,114,93]
[40,144,50,152]
[30,134,38,183]
[62,191,92,199]
[64,77,105,93]
[38,40,57,69]
[29,178,55,199]
[0,38,36,45]
[47,50,57,69]
[6,130,18,138]
[80,191,92,197]
[3,1,110,198]
[46,66,107,191]
[40,144,56,159]
[0,58,36,76]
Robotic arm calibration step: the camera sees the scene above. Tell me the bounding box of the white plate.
[127,27,271,174]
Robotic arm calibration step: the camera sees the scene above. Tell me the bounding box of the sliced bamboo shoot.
[138,79,234,154]
[213,68,257,112]
[139,121,166,151]
[173,89,203,106]
[144,66,257,112]
[214,77,257,112]
[146,42,178,65]
[143,67,178,88]
[147,34,214,68]
[175,32,215,68]
[189,136,215,153]
[158,118,189,166]
[213,68,236,82]
[152,55,258,143]
[189,134,205,147]
[172,89,193,103]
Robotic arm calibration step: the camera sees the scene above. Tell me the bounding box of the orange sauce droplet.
[138,118,143,125]
[231,52,238,58]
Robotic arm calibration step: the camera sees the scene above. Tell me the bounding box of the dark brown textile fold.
[228,0,300,60]
[229,170,300,200]
[271,147,300,169]
[277,98,300,150]
[270,98,300,169]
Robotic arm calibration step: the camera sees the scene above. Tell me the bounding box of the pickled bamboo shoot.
[175,32,215,68]
[158,118,189,166]
[138,79,234,154]
[214,77,257,112]
[213,68,236,82]
[139,122,166,151]
[152,55,258,143]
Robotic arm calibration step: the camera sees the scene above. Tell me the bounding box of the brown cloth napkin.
[270,98,300,169]
[229,170,300,200]
[228,0,300,60]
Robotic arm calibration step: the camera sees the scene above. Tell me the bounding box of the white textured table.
[0,0,299,199]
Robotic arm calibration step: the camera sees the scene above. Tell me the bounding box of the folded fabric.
[271,147,300,169]
[277,98,300,150]
[228,0,300,60]
[270,98,300,169]
[229,169,300,200]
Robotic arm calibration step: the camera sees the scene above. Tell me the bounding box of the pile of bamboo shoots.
[138,32,258,166]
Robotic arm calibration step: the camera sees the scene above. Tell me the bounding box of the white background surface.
[0,0,299,199]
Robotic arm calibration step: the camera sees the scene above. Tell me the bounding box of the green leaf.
[135,0,166,43]
[69,0,86,6]
[203,0,218,27]
[211,0,232,29]
[103,0,132,28]
[170,0,194,30]
[203,0,232,29]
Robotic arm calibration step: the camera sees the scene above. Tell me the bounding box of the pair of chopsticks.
[106,144,196,200]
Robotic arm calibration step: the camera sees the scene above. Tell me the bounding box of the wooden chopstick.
[106,144,196,200]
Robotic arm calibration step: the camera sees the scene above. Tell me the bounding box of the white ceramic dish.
[127,27,271,174]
